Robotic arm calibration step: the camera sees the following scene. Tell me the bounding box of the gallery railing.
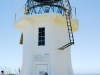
[14,3,76,23]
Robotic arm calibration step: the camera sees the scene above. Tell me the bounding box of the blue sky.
[0,0,100,74]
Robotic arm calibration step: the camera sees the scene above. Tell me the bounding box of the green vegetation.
[7,74,14,75]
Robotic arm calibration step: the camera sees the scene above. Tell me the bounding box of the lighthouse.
[14,0,78,75]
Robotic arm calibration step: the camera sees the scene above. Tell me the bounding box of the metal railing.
[14,4,26,22]
[71,6,77,18]
[14,3,76,23]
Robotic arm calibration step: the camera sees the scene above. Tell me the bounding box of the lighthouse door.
[35,64,48,75]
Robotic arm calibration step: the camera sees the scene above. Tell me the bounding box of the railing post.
[75,7,77,18]
[14,14,16,22]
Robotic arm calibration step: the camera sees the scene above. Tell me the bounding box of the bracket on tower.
[20,33,23,44]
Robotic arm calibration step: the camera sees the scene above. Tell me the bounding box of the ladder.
[58,0,74,50]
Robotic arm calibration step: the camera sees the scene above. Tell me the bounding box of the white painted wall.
[14,13,78,75]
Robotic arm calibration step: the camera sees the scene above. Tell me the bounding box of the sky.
[0,0,100,74]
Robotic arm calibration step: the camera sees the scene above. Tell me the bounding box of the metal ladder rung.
[58,42,74,50]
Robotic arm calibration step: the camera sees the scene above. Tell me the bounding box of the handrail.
[71,6,77,18]
[14,4,26,22]
[14,3,77,23]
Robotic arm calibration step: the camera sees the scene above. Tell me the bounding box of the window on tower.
[38,27,45,46]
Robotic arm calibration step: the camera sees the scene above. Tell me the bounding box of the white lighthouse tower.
[14,0,78,75]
